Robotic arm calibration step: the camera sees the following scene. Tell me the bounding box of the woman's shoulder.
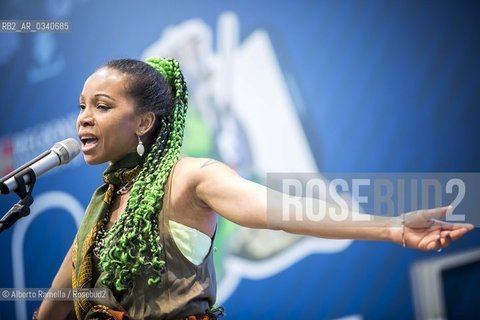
[175,157,226,172]
[170,157,215,185]
[173,157,236,185]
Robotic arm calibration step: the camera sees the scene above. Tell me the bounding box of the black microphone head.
[51,138,81,164]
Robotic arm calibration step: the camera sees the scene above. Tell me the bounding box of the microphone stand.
[0,168,36,233]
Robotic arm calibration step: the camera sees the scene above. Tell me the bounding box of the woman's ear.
[136,111,156,136]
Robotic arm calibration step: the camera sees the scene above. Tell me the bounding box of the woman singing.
[35,57,473,320]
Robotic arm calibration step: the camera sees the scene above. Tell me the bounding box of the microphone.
[0,138,81,195]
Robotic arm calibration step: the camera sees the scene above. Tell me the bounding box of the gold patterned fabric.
[72,221,101,319]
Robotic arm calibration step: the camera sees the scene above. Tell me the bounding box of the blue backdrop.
[1,1,479,319]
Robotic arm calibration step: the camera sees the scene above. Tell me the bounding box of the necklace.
[92,178,135,258]
[116,178,135,195]
[92,207,111,258]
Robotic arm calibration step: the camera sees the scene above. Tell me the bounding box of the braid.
[98,57,188,292]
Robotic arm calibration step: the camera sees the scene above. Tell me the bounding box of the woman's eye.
[79,104,86,111]
[97,104,110,110]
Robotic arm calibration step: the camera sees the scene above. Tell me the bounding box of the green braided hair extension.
[98,57,188,292]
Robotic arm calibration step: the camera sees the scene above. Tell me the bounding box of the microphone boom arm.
[0,168,36,233]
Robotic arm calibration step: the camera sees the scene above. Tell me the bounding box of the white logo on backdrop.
[142,11,352,303]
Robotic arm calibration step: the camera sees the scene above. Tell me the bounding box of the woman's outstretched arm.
[192,158,474,250]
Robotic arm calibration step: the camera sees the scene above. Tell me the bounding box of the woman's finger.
[418,206,452,221]
[439,235,452,248]
[444,228,470,240]
[417,231,441,250]
[425,238,442,251]
[433,220,474,232]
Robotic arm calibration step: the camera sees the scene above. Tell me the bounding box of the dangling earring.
[136,135,145,157]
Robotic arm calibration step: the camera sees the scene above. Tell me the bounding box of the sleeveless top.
[88,164,217,319]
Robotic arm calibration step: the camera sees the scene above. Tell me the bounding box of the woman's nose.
[77,108,94,127]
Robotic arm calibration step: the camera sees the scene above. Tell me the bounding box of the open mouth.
[79,135,99,152]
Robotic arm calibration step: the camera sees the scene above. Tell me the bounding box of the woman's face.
[77,68,142,164]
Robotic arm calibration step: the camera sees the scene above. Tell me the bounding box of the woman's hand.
[392,206,474,250]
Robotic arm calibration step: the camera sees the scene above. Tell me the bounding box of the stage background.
[1,1,479,319]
